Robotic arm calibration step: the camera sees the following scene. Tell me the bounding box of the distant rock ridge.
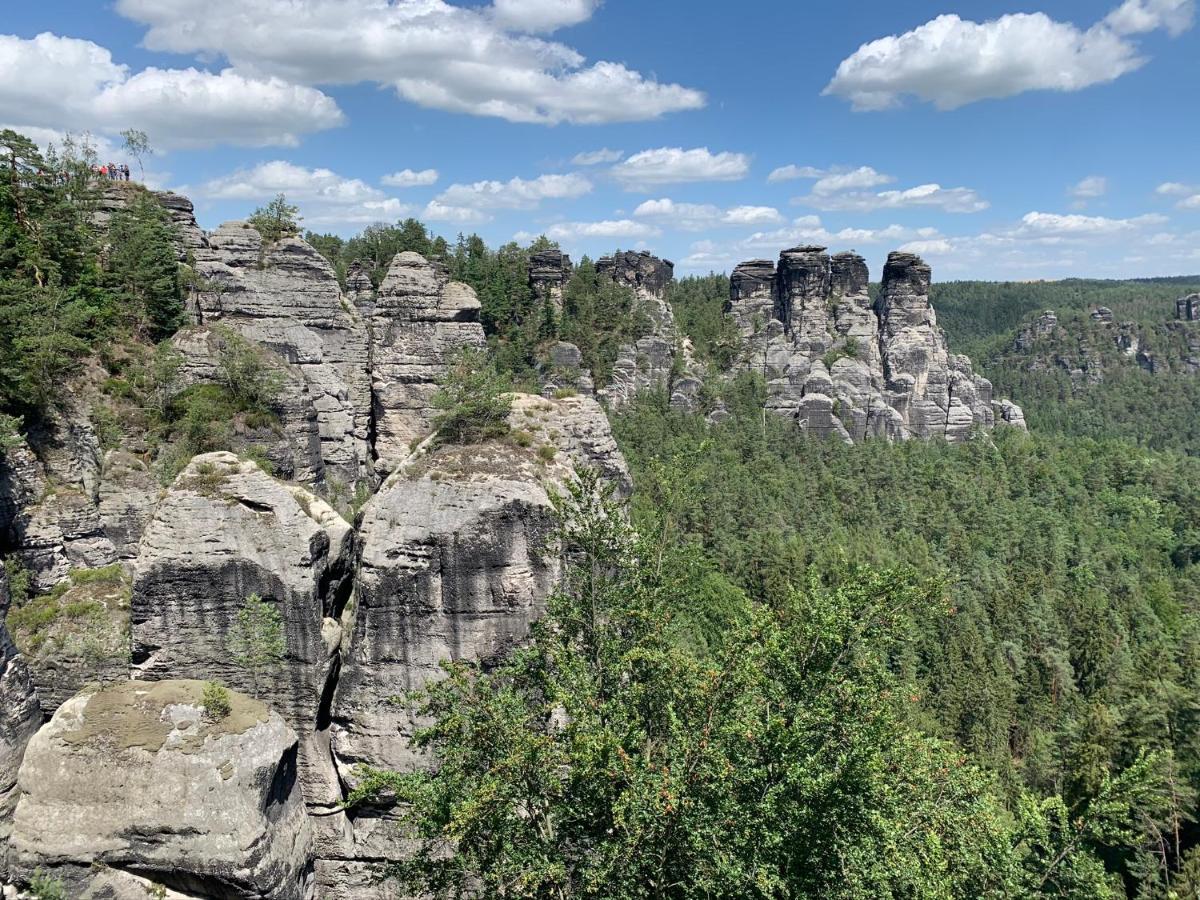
[728,247,1025,442]
[1009,292,1200,382]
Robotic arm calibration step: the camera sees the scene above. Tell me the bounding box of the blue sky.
[2,0,1198,280]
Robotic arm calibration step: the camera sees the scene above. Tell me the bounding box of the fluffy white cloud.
[632,198,782,230]
[572,148,624,166]
[612,147,751,189]
[890,213,1200,279]
[1157,182,1196,196]
[677,217,944,272]
[803,183,987,214]
[767,165,825,183]
[0,33,343,149]
[193,160,410,226]
[433,174,592,217]
[809,166,895,196]
[780,165,986,213]
[422,200,491,224]
[1015,211,1167,240]
[824,1,1194,111]
[1104,0,1195,36]
[1156,182,1200,208]
[491,0,599,32]
[543,219,661,241]
[382,168,439,188]
[1069,176,1109,202]
[115,0,704,125]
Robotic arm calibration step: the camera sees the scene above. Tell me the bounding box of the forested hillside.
[4,123,1200,897]
[924,278,1200,455]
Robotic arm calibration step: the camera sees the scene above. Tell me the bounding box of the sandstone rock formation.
[0,565,42,882]
[539,341,595,397]
[190,224,373,488]
[728,248,1024,442]
[368,252,487,472]
[529,248,573,313]
[1177,293,1200,322]
[8,566,130,717]
[594,251,702,412]
[8,680,312,899]
[325,430,564,891]
[130,452,353,822]
[0,407,118,593]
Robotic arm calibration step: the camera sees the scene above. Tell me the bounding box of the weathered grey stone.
[8,567,130,717]
[0,405,119,592]
[1177,293,1200,322]
[508,393,633,497]
[727,247,1022,443]
[97,451,160,560]
[170,325,325,485]
[0,565,42,882]
[594,251,703,412]
[370,252,487,471]
[190,225,373,486]
[529,248,573,313]
[8,680,312,899]
[325,433,566,888]
[90,183,206,261]
[130,453,353,818]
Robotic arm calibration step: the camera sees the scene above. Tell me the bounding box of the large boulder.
[8,680,312,899]
[130,452,354,816]
[0,564,42,881]
[369,252,487,471]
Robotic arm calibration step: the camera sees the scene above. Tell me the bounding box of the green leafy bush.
[431,348,512,445]
[202,680,232,720]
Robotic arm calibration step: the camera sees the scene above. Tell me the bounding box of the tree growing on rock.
[431,347,512,445]
[229,592,286,698]
[119,129,151,181]
[248,193,301,244]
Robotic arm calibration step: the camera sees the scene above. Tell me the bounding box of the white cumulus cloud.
[491,0,600,32]
[382,168,439,188]
[114,0,704,125]
[572,148,624,166]
[612,147,751,190]
[543,219,661,241]
[192,160,411,227]
[1069,176,1109,202]
[0,32,343,149]
[824,1,1195,111]
[433,174,592,218]
[1015,210,1168,240]
[767,165,826,183]
[632,198,782,231]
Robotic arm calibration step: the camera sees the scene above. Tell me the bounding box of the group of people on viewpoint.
[95,163,131,181]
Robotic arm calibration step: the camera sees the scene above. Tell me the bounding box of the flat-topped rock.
[8,680,312,899]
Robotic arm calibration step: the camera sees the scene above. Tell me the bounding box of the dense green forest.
[6,127,1200,896]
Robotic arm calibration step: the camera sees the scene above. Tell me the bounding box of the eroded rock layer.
[8,680,312,899]
[0,565,41,881]
[369,252,487,472]
[728,247,1025,442]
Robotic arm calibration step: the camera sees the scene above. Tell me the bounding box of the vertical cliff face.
[369,252,487,472]
[0,566,42,882]
[529,248,573,313]
[729,247,1024,442]
[593,251,702,411]
[190,224,374,488]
